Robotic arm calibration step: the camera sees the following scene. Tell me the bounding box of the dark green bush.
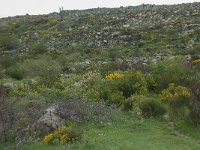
[0,65,5,79]
[139,98,167,117]
[98,81,118,103]
[116,71,148,98]
[98,70,148,105]
[6,65,25,80]
[123,95,166,117]
[190,82,200,126]
[0,33,19,51]
[30,42,48,55]
[0,85,16,143]
[160,83,191,120]
[0,54,21,69]
[151,60,190,92]
[22,56,62,87]
[110,91,124,105]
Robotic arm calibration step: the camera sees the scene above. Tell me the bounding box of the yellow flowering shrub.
[106,72,124,80]
[169,63,177,67]
[49,25,57,31]
[10,82,32,96]
[160,83,191,102]
[44,133,54,144]
[44,125,70,144]
[192,59,200,63]
[160,83,192,120]
[57,33,63,38]
[34,85,45,93]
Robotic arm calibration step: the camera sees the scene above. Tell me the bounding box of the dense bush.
[22,56,62,87]
[123,95,146,110]
[6,64,25,80]
[0,85,43,144]
[151,60,190,92]
[0,85,17,143]
[0,33,19,51]
[123,95,166,117]
[97,70,148,106]
[30,42,48,55]
[160,83,191,120]
[0,65,5,79]
[116,71,148,98]
[190,59,200,83]
[160,83,191,106]
[0,54,21,69]
[43,125,79,145]
[190,82,200,126]
[58,97,117,123]
[139,98,167,117]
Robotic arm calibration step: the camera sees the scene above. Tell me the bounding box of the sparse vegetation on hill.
[0,2,200,150]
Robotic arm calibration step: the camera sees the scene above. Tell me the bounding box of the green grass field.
[19,113,200,150]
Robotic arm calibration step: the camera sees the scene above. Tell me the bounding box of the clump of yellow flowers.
[35,85,45,93]
[44,125,70,144]
[44,133,54,144]
[192,59,200,63]
[160,83,191,102]
[106,72,124,80]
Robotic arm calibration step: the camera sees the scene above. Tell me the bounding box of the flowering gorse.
[106,72,124,80]
[44,133,54,144]
[34,85,45,93]
[160,83,191,102]
[192,59,200,63]
[44,125,70,144]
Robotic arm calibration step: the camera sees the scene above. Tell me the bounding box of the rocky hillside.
[0,2,200,56]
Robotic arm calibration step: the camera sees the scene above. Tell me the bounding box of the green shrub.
[6,64,25,80]
[139,98,167,117]
[0,85,43,143]
[116,71,148,98]
[190,59,200,83]
[122,95,145,110]
[160,83,191,120]
[0,54,21,69]
[22,56,62,87]
[151,60,190,92]
[55,96,119,123]
[30,42,48,55]
[98,77,126,105]
[110,91,124,105]
[160,83,191,106]
[0,33,19,51]
[123,95,166,117]
[190,82,200,125]
[0,85,17,143]
[99,84,113,101]
[98,70,148,105]
[43,125,71,144]
[0,65,5,79]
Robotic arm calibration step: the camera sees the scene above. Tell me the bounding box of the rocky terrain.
[0,2,200,150]
[0,2,200,56]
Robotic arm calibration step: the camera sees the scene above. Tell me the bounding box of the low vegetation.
[0,2,200,150]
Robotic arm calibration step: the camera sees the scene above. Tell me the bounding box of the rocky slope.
[0,2,200,56]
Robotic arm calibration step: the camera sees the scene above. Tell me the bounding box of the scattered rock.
[37,105,64,130]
